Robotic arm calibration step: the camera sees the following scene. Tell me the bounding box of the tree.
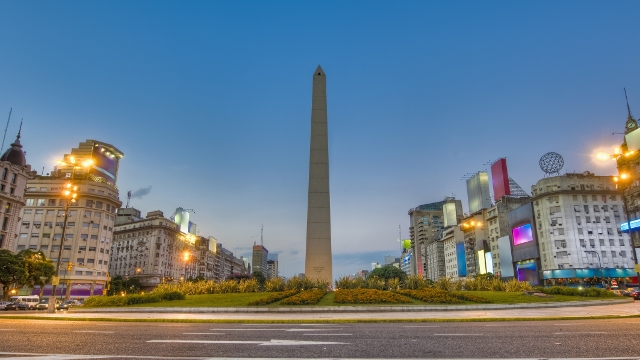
[367,265,407,282]
[17,250,55,298]
[252,271,266,287]
[106,276,141,295]
[0,249,27,300]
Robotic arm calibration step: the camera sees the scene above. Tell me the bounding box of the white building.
[531,172,635,286]
[443,226,464,279]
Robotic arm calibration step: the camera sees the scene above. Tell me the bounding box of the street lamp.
[57,157,94,180]
[48,183,78,313]
[183,250,190,281]
[613,173,640,286]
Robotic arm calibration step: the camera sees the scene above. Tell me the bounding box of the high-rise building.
[305,65,333,282]
[266,253,278,279]
[0,127,32,251]
[443,226,464,279]
[485,196,531,277]
[17,140,123,298]
[252,244,268,275]
[466,172,492,213]
[408,200,446,277]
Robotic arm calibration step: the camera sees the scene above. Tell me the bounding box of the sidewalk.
[1,298,638,322]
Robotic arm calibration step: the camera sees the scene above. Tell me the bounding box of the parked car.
[35,299,60,310]
[0,301,11,310]
[624,287,639,296]
[5,301,29,311]
[631,289,640,300]
[56,300,82,311]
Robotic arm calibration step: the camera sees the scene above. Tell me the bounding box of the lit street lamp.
[48,183,78,313]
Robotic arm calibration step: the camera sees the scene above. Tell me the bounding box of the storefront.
[543,268,638,288]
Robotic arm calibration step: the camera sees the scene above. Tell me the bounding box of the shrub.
[334,289,411,304]
[366,277,385,290]
[504,278,531,292]
[280,289,327,305]
[433,276,454,291]
[84,290,185,307]
[265,277,286,292]
[285,276,303,291]
[404,275,429,290]
[237,278,259,293]
[367,265,407,281]
[387,278,401,291]
[248,289,299,305]
[335,276,356,289]
[218,280,240,293]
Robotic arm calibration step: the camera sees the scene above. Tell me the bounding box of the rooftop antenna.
[261,224,264,246]
[625,88,633,118]
[1,108,12,153]
[126,190,132,208]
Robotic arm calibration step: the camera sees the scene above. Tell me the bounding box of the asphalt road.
[0,319,639,359]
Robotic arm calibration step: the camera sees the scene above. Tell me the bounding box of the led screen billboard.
[491,158,510,201]
[91,145,118,184]
[466,172,491,213]
[456,242,467,277]
[512,223,533,245]
[516,260,538,285]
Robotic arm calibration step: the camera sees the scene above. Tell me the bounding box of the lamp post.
[47,183,78,313]
[183,250,190,282]
[614,173,640,286]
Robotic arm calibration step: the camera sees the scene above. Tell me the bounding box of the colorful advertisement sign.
[91,145,118,184]
[456,242,467,277]
[491,158,510,201]
[512,223,533,245]
[516,260,538,285]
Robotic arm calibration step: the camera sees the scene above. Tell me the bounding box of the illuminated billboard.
[512,223,533,246]
[91,144,119,184]
[466,172,491,213]
[516,260,538,285]
[491,158,510,201]
[456,242,467,277]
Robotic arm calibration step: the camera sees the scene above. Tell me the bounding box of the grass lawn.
[107,291,617,308]
[126,292,279,307]
[455,291,616,304]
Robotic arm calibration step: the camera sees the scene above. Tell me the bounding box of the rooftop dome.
[0,125,26,167]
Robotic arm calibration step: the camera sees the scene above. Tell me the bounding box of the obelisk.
[305,65,332,282]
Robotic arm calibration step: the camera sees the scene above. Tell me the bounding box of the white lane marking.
[554,332,607,334]
[484,324,512,327]
[183,333,225,335]
[553,323,586,325]
[73,331,114,334]
[303,333,352,336]
[433,334,483,336]
[209,328,336,332]
[403,325,440,328]
[147,339,349,346]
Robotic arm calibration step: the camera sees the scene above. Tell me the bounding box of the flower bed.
[395,289,463,304]
[396,289,492,304]
[280,289,327,305]
[248,289,299,306]
[334,289,412,304]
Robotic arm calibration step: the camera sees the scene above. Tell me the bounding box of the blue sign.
[620,219,640,231]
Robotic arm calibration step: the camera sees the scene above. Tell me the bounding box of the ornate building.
[17,139,123,298]
[0,126,32,251]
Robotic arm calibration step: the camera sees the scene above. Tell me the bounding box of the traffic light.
[67,262,73,271]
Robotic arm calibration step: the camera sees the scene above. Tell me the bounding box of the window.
[84,211,91,217]
[16,245,25,250]
[36,199,45,206]
[573,195,578,201]
[87,259,94,264]
[4,203,10,214]
[42,233,50,238]
[611,251,617,258]
[555,240,567,248]
[584,205,590,213]
[619,239,625,246]
[578,228,584,235]
[46,210,54,215]
[602,251,607,258]
[35,210,43,215]
[603,205,609,212]
[80,234,88,240]
[549,206,561,215]
[67,222,75,227]
[82,222,89,227]
[74,271,83,275]
[589,239,595,247]
[90,235,98,240]
[92,223,99,228]
[586,216,591,223]
[600,239,605,246]
[607,228,614,235]
[583,195,588,202]
[23,209,32,214]
[593,205,600,212]
[605,216,611,223]
[610,239,615,246]
[51,245,60,251]
[25,199,34,206]
[556,251,568,259]
[89,247,96,251]
[65,234,73,239]
[595,216,601,223]
[89,188,95,193]
[95,201,103,209]
[576,216,581,225]
[40,245,48,251]
[31,233,39,238]
[1,168,6,180]
[580,239,586,247]
[79,246,86,251]
[621,251,627,258]
[98,190,104,195]
[574,205,581,212]
[48,199,56,206]
[86,200,94,207]
[28,245,36,250]
[53,233,62,239]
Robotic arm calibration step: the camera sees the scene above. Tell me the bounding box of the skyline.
[1,1,639,279]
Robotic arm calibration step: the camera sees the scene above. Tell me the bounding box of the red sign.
[611,280,618,287]
[491,158,510,201]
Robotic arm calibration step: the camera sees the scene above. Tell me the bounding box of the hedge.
[84,291,185,307]
[334,289,412,304]
[533,286,616,297]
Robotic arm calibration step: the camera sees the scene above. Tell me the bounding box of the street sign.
[51,276,59,286]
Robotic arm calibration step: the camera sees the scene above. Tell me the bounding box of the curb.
[71,298,633,314]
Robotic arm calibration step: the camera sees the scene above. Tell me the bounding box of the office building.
[408,200,446,277]
[17,140,123,298]
[266,253,278,279]
[252,244,268,274]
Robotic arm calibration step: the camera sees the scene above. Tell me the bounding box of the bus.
[9,295,39,309]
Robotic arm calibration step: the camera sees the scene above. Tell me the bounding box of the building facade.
[485,197,531,277]
[252,244,268,275]
[408,200,446,277]
[0,129,32,251]
[17,140,123,298]
[531,172,636,286]
[443,226,464,279]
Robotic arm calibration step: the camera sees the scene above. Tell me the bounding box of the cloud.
[129,186,152,199]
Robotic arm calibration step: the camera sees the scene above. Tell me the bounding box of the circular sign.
[611,280,618,287]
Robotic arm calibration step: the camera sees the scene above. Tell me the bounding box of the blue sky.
[1,1,639,280]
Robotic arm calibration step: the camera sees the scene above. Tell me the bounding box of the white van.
[9,296,39,310]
